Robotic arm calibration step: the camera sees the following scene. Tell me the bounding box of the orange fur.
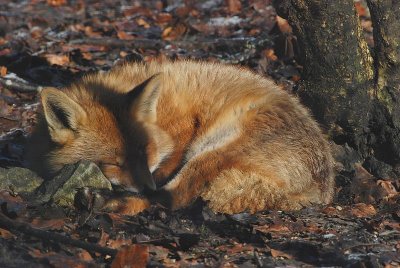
[26,60,335,214]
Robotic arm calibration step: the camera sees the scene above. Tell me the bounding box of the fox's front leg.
[154,151,228,210]
[103,196,150,215]
[104,151,227,215]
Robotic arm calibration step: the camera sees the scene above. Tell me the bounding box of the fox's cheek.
[100,164,141,192]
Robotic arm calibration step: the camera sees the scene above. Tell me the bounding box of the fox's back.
[101,61,334,207]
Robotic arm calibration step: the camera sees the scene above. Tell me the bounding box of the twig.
[0,211,117,256]
[0,73,42,93]
[69,37,163,49]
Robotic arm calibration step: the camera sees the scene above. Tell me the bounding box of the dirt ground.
[0,0,398,267]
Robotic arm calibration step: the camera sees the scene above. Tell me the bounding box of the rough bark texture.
[274,0,400,164]
[366,0,400,164]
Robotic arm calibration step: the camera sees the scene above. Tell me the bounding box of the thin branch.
[0,73,42,93]
[69,37,163,49]
[0,211,117,256]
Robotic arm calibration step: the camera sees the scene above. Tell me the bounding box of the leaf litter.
[0,0,398,267]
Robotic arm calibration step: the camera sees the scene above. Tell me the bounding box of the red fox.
[26,60,334,215]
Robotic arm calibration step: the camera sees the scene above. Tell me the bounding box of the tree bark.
[365,0,400,164]
[274,0,400,165]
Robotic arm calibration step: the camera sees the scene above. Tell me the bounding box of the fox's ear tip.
[40,87,60,97]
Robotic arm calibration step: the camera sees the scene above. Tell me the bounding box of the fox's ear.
[127,73,163,122]
[41,87,87,144]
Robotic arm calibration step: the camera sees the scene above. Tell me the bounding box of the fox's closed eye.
[100,163,121,169]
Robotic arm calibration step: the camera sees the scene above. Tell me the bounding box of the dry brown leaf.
[377,180,398,198]
[162,24,186,41]
[0,227,15,239]
[175,6,190,18]
[322,206,338,215]
[84,26,102,38]
[117,31,135,40]
[62,44,107,53]
[351,203,377,218]
[47,0,66,7]
[123,6,152,17]
[225,0,242,14]
[355,2,367,17]
[216,243,253,254]
[254,224,290,233]
[107,237,132,249]
[0,66,7,77]
[156,13,172,24]
[149,245,169,261]
[276,15,292,34]
[352,164,383,203]
[45,54,70,66]
[162,27,173,39]
[270,248,293,259]
[111,244,149,268]
[136,18,150,29]
[264,49,277,61]
[77,249,93,262]
[81,52,93,60]
[30,218,65,230]
[291,75,301,82]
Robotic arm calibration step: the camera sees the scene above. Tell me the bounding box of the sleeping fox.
[26,60,334,215]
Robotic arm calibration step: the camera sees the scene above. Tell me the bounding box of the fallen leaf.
[352,164,385,203]
[81,52,93,60]
[254,224,290,233]
[149,245,169,261]
[276,16,292,34]
[377,180,398,199]
[270,248,293,259]
[111,244,149,268]
[107,237,132,249]
[351,203,377,218]
[217,243,254,254]
[264,49,277,61]
[117,31,135,41]
[225,0,242,14]
[355,2,367,17]
[291,75,301,82]
[136,18,150,29]
[78,249,93,262]
[0,227,15,239]
[45,54,70,66]
[84,26,102,38]
[30,218,65,230]
[47,0,66,7]
[162,24,186,41]
[156,13,172,24]
[0,66,7,77]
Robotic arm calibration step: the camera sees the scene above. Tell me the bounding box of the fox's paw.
[103,196,150,215]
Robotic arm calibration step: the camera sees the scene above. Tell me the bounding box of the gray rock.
[0,166,43,193]
[45,160,112,207]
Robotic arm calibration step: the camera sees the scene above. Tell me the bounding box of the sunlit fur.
[26,60,335,214]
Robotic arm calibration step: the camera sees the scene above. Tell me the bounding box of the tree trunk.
[365,0,400,164]
[273,0,400,165]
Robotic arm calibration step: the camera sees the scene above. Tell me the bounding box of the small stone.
[0,167,43,193]
[52,160,112,207]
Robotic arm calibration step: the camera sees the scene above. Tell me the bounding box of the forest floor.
[0,0,398,267]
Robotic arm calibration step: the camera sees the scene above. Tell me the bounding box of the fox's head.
[26,74,164,192]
